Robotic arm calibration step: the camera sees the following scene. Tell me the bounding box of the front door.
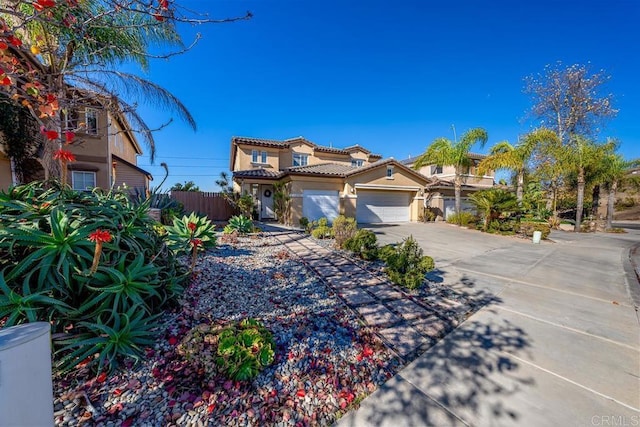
[261,185,275,219]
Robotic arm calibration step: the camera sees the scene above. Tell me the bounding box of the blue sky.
[132,0,640,191]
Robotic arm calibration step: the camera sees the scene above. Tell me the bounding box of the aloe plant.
[223,215,253,235]
[165,212,217,256]
[56,308,160,374]
[0,181,190,374]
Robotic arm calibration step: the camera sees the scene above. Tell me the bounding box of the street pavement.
[336,222,640,426]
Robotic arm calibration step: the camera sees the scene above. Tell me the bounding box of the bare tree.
[524,63,617,145]
[524,63,618,230]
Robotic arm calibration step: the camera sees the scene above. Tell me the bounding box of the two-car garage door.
[356,190,411,223]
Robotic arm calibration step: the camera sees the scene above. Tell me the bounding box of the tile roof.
[345,158,430,184]
[285,163,358,176]
[232,136,288,148]
[314,146,350,155]
[232,136,378,157]
[232,169,284,179]
[343,144,371,154]
[402,152,486,165]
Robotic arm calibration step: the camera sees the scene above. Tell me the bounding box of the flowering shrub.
[0,182,189,373]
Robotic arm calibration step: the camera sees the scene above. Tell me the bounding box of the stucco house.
[0,103,152,193]
[401,153,495,219]
[230,136,430,225]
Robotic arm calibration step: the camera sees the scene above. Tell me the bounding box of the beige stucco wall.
[312,151,351,165]
[345,165,427,191]
[416,163,495,187]
[235,145,281,171]
[109,117,139,164]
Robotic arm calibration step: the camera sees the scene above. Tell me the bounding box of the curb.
[623,242,640,309]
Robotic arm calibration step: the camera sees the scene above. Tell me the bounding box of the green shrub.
[332,215,358,248]
[518,221,551,239]
[223,215,253,234]
[605,227,626,233]
[310,217,333,239]
[178,318,275,382]
[311,225,333,239]
[344,229,379,260]
[299,216,310,232]
[377,244,397,263]
[419,208,436,222]
[0,182,189,374]
[382,236,435,289]
[237,194,256,218]
[446,211,477,227]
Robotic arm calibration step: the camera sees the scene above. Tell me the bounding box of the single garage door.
[356,190,411,223]
[443,197,475,219]
[303,190,339,221]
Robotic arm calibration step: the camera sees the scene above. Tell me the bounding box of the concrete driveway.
[338,223,640,426]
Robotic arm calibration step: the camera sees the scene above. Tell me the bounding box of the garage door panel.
[357,191,410,223]
[303,190,339,221]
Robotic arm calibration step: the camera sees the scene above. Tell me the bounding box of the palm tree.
[1,1,197,177]
[477,128,554,203]
[414,128,488,225]
[470,188,519,231]
[562,137,616,231]
[599,154,640,229]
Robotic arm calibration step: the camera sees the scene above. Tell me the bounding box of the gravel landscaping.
[53,234,403,426]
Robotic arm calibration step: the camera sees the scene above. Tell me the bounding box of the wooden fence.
[171,191,237,221]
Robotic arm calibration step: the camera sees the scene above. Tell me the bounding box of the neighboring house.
[0,104,152,193]
[402,153,495,219]
[230,136,430,224]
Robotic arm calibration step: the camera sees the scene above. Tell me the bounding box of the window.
[434,165,443,174]
[62,109,79,130]
[351,159,364,167]
[72,171,96,191]
[293,152,308,167]
[252,150,267,164]
[386,166,394,179]
[85,108,98,135]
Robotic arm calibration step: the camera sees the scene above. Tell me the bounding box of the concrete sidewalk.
[337,223,640,426]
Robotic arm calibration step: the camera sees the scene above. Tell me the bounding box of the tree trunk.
[454,173,462,225]
[516,171,524,203]
[591,185,600,218]
[574,167,585,232]
[606,180,617,230]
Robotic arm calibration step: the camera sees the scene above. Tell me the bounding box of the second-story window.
[293,153,308,167]
[252,150,268,164]
[386,166,394,179]
[434,165,443,174]
[351,159,364,167]
[62,110,79,130]
[85,108,98,135]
